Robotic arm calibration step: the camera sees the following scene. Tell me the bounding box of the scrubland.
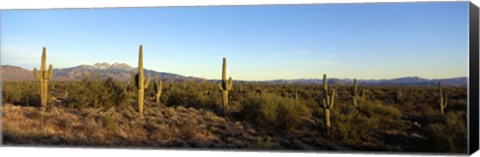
[1,79,468,153]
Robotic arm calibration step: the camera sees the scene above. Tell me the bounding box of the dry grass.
[2,103,345,150]
[1,103,252,148]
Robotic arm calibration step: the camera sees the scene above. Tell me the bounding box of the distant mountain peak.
[88,62,133,70]
[110,63,132,70]
[93,62,110,69]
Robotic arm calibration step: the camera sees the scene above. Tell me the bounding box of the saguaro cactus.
[321,74,335,133]
[154,74,163,106]
[218,57,233,113]
[33,47,53,111]
[133,45,151,118]
[351,79,365,107]
[395,89,405,104]
[294,90,299,104]
[438,82,448,115]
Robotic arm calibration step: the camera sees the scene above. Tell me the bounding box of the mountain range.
[1,63,468,86]
[1,63,190,82]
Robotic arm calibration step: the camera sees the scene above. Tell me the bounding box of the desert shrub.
[358,100,403,130]
[240,93,311,132]
[335,107,378,144]
[2,83,23,104]
[65,77,130,109]
[165,81,221,112]
[166,87,194,106]
[423,112,467,153]
[2,82,40,106]
[417,104,442,122]
[333,100,404,146]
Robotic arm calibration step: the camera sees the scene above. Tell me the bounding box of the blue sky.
[0,2,469,81]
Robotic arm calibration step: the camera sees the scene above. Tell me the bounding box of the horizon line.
[1,64,469,81]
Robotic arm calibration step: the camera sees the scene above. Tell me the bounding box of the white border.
[0,0,478,157]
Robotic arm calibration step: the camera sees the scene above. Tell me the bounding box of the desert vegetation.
[1,46,468,153]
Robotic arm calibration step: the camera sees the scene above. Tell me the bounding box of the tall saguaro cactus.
[133,45,151,118]
[154,74,163,106]
[321,74,335,134]
[351,79,365,107]
[438,82,448,115]
[218,57,233,114]
[33,47,53,111]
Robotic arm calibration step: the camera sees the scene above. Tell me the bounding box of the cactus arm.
[33,68,40,80]
[144,74,150,89]
[158,81,162,94]
[444,93,448,108]
[322,99,327,108]
[155,74,159,83]
[218,83,224,90]
[154,74,162,94]
[154,74,163,106]
[361,89,365,101]
[46,64,53,80]
[329,88,335,109]
[227,77,233,91]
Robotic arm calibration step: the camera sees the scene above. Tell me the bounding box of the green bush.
[165,81,221,111]
[240,93,311,132]
[334,100,404,145]
[335,107,378,144]
[65,77,131,109]
[358,100,403,130]
[2,82,40,106]
[423,112,467,153]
